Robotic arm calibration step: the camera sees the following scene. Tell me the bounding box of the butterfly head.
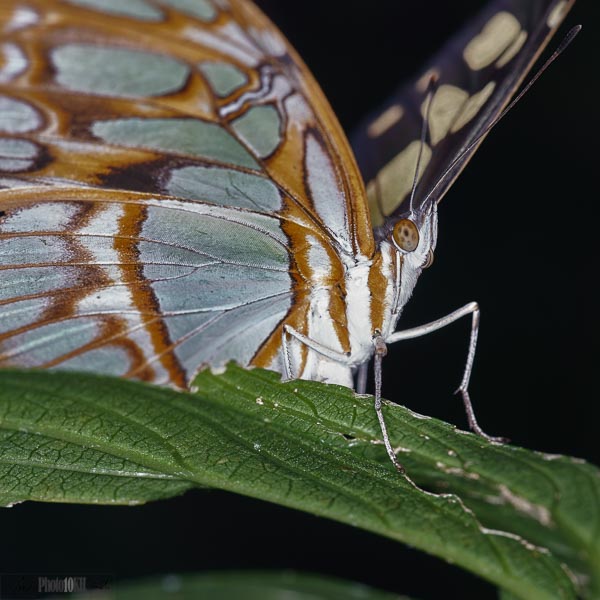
[376,202,438,329]
[388,202,438,272]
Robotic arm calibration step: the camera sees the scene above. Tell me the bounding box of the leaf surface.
[1,366,594,599]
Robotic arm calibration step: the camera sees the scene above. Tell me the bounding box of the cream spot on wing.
[422,84,468,145]
[367,104,404,138]
[416,67,441,93]
[547,1,569,28]
[366,140,432,217]
[496,30,528,68]
[451,81,496,133]
[463,12,521,71]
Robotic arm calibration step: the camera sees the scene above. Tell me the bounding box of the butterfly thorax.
[267,203,438,389]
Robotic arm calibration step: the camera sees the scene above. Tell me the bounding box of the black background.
[1,2,598,599]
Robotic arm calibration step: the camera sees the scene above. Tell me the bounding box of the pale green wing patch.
[52,45,190,98]
[91,118,259,169]
[166,166,282,211]
[64,0,165,21]
[159,0,217,22]
[199,61,248,98]
[232,105,282,159]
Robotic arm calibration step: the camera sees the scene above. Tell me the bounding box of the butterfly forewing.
[351,0,574,231]
[0,0,374,385]
[0,0,372,253]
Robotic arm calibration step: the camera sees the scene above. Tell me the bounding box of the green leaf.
[498,591,522,600]
[71,571,411,600]
[0,365,595,599]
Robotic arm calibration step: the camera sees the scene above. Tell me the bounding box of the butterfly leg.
[386,302,505,443]
[373,333,406,473]
[284,325,406,472]
[281,325,352,380]
[356,362,368,395]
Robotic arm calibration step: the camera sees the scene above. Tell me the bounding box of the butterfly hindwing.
[0,187,293,385]
[351,0,574,231]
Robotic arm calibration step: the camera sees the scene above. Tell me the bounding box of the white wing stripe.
[305,133,352,255]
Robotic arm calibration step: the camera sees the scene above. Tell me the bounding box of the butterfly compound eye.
[392,219,419,252]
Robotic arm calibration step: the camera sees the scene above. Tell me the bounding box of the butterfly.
[0,0,575,470]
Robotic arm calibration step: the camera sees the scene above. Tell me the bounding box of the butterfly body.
[276,200,438,389]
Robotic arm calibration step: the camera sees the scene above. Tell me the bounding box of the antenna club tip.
[556,25,582,53]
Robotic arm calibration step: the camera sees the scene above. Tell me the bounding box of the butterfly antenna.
[422,24,581,206]
[409,74,438,213]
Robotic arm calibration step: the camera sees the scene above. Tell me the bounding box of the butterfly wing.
[0,187,293,387]
[0,0,373,385]
[351,0,575,231]
[1,0,374,251]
